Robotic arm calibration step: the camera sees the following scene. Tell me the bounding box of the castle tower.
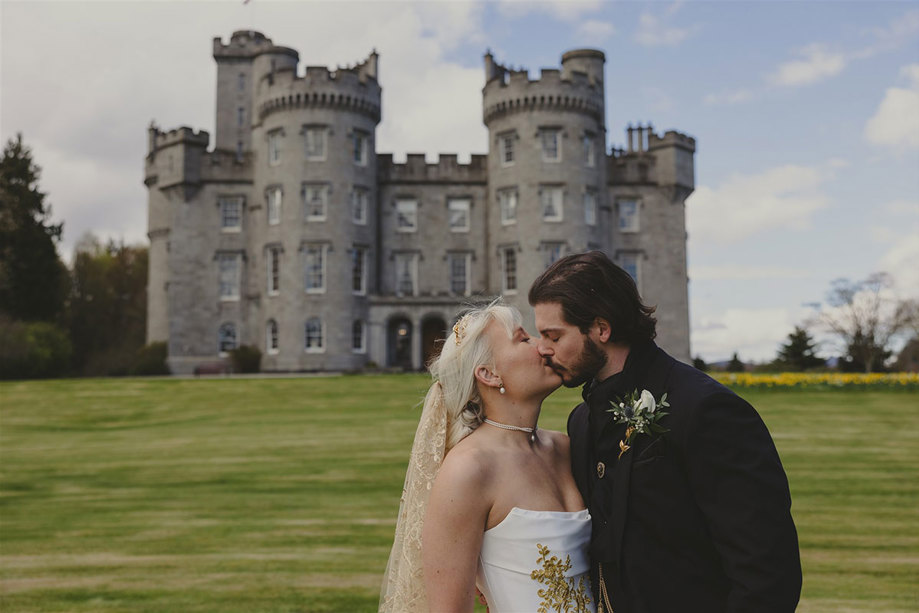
[482,49,608,323]
[608,125,695,362]
[144,124,210,348]
[247,39,382,370]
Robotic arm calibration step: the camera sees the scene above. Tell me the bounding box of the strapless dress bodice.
[476,507,595,613]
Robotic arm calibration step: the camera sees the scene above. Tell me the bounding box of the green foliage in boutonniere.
[607,389,670,459]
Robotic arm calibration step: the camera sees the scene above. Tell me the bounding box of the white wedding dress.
[476,507,595,613]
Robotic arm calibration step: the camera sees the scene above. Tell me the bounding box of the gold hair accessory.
[453,316,469,345]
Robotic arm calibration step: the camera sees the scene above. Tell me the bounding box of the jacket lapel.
[606,345,676,568]
[568,404,591,502]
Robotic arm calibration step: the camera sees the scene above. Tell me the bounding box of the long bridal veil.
[379,382,448,612]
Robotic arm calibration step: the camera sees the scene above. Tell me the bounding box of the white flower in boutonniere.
[607,389,670,459]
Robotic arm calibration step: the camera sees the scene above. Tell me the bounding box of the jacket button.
[597,461,606,479]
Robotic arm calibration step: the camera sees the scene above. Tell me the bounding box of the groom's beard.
[554,336,607,388]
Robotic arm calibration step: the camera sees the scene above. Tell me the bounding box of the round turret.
[249,51,382,371]
[482,50,608,317]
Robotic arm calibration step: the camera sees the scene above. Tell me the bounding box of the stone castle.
[145,30,695,374]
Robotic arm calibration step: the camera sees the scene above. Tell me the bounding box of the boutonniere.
[607,389,670,459]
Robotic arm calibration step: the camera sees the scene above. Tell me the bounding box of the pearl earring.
[499,385,506,395]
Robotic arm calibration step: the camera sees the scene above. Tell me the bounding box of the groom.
[529,251,801,613]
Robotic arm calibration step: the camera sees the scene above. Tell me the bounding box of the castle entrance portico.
[421,315,448,369]
[370,297,467,371]
[387,316,413,370]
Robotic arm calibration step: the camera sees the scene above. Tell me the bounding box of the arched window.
[218,322,237,354]
[266,319,279,354]
[305,317,323,352]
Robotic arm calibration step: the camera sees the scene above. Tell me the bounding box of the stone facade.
[145,31,695,374]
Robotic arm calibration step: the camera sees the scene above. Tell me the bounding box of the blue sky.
[2,0,917,362]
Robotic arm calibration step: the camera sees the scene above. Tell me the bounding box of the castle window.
[352,320,366,353]
[302,183,328,221]
[543,242,565,269]
[395,253,418,296]
[351,187,369,225]
[267,187,282,225]
[305,317,324,352]
[267,130,282,166]
[498,188,517,225]
[237,107,245,128]
[618,199,640,233]
[220,197,242,231]
[353,130,369,166]
[618,252,642,291]
[217,253,241,300]
[218,322,237,355]
[352,247,367,295]
[540,185,564,222]
[304,244,326,293]
[266,319,279,354]
[238,72,246,92]
[584,133,597,168]
[304,126,327,161]
[499,132,515,166]
[540,128,561,163]
[584,189,598,226]
[267,246,281,295]
[236,141,243,162]
[396,199,417,232]
[448,198,471,232]
[502,247,517,294]
[448,252,471,296]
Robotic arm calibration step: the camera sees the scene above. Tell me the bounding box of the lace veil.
[379,381,448,612]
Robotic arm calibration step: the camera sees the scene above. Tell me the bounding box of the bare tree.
[817,273,915,373]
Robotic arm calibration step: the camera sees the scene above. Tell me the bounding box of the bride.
[380,302,594,613]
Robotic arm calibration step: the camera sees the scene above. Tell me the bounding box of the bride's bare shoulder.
[541,428,570,448]
[438,435,496,483]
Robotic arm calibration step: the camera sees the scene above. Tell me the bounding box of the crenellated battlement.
[255,50,382,123]
[213,30,298,61]
[608,124,695,189]
[483,49,604,125]
[147,123,209,155]
[378,153,488,184]
[649,130,696,153]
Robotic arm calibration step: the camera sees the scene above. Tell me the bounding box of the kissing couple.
[380,251,802,613]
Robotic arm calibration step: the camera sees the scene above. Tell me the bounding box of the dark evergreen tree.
[0,133,67,322]
[692,355,707,371]
[776,326,825,371]
[726,352,745,373]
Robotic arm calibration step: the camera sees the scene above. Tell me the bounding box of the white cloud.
[885,199,919,216]
[880,231,919,296]
[692,307,809,363]
[496,0,603,22]
[633,10,698,47]
[577,19,616,43]
[768,43,846,87]
[686,163,835,244]
[854,8,919,60]
[864,64,919,150]
[703,88,753,106]
[690,266,812,282]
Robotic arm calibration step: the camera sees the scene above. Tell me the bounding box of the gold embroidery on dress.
[530,543,592,613]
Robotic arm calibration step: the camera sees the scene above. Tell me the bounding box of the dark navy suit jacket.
[568,341,801,612]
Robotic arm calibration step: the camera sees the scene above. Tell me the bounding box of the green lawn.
[1,376,917,612]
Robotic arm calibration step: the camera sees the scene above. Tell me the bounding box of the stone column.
[411,313,423,371]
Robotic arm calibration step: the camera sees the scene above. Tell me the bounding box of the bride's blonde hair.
[427,300,522,451]
[379,300,522,612]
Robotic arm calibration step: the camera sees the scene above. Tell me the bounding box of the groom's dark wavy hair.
[528,251,657,345]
